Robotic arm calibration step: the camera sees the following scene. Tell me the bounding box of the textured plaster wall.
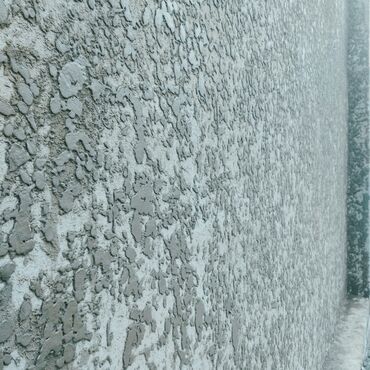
[0,0,348,369]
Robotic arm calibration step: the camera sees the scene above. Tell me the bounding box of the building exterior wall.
[0,0,349,369]
[347,0,370,299]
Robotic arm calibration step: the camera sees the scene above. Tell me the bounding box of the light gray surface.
[324,298,369,370]
[0,0,348,369]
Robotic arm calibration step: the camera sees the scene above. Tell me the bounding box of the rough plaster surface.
[0,0,348,369]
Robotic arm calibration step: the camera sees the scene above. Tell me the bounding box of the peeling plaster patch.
[0,100,15,116]
[59,61,86,98]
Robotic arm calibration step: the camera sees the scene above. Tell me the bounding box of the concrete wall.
[0,0,348,369]
[347,0,370,298]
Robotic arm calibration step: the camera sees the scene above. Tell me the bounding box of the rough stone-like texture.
[347,0,370,298]
[0,0,348,369]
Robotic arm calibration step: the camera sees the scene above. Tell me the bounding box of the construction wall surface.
[0,1,349,369]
